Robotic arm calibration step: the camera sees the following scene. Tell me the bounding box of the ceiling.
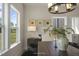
[24,3,79,9]
[23,3,79,15]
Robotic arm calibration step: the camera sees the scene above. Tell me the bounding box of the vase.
[56,38,69,51]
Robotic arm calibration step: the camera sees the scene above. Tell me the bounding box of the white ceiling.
[24,3,79,9]
[24,3,47,6]
[24,3,79,6]
[23,3,79,16]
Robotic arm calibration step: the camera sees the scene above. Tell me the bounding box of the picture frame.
[28,19,36,26]
[36,19,43,26]
[43,19,51,27]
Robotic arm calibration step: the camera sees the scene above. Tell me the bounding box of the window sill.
[10,42,21,49]
[0,42,21,56]
[0,49,9,55]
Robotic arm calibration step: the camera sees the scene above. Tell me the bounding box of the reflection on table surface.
[38,41,79,56]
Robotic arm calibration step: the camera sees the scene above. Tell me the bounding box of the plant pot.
[56,38,69,51]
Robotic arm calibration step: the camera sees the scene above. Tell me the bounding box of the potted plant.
[44,25,75,51]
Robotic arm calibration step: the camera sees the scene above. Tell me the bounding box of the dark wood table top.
[38,41,79,56]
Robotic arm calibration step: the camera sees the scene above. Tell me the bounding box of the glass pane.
[0,4,3,25]
[0,28,2,50]
[57,18,64,28]
[52,19,57,28]
[0,4,3,50]
[10,8,17,45]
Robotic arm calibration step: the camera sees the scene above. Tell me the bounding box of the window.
[72,17,79,34]
[0,4,20,54]
[0,3,4,51]
[0,3,20,55]
[52,17,66,28]
[9,5,20,47]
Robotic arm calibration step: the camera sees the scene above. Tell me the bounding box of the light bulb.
[54,5,58,12]
[66,4,72,9]
[48,3,52,8]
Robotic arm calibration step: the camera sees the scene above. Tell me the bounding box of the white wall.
[24,3,51,50]
[2,3,25,56]
[24,3,79,50]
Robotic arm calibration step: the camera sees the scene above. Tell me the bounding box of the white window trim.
[0,4,21,55]
[0,42,20,55]
[72,17,79,34]
[9,5,20,47]
[52,17,67,27]
[1,4,5,51]
[0,4,5,52]
[4,3,10,50]
[10,42,20,49]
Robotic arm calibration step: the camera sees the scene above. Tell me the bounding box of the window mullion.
[4,3,10,49]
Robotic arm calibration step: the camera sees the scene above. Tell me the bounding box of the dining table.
[38,41,79,56]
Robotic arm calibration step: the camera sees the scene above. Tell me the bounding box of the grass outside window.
[9,29,16,45]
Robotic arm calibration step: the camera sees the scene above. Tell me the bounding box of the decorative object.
[36,19,43,26]
[48,3,77,14]
[27,26,36,31]
[28,19,36,31]
[44,25,75,51]
[29,19,36,26]
[43,19,51,27]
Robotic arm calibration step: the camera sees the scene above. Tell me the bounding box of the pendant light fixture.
[48,3,77,14]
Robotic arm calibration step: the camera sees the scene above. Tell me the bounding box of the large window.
[0,4,20,54]
[52,17,66,28]
[0,4,3,51]
[72,17,79,34]
[9,5,20,46]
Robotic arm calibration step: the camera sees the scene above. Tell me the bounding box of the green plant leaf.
[43,25,75,41]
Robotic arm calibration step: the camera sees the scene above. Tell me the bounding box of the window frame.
[52,17,67,28]
[9,5,20,48]
[72,17,79,34]
[0,4,20,55]
[0,4,5,52]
